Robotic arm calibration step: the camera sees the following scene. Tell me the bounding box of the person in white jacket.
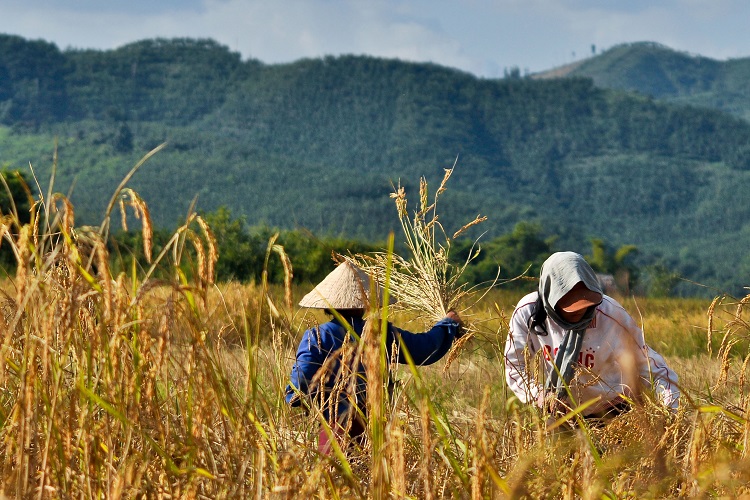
[504,251,679,419]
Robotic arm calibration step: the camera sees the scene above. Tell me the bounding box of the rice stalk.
[0,149,284,497]
[195,215,217,284]
[272,243,294,313]
[388,421,406,497]
[471,386,489,500]
[419,397,434,500]
[99,143,166,238]
[0,170,23,225]
[355,167,485,321]
[364,314,388,498]
[116,188,154,264]
[743,397,750,460]
[707,295,721,356]
[350,163,505,373]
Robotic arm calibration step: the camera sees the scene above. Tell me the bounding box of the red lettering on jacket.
[543,344,552,361]
[585,353,594,368]
[546,346,595,368]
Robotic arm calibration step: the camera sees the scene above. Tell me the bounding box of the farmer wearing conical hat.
[504,252,679,421]
[286,261,463,454]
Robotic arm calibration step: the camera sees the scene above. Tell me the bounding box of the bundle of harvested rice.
[349,162,501,370]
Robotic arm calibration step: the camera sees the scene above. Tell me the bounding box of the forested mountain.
[1,34,749,296]
[536,41,750,122]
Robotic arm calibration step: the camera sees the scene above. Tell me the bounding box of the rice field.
[2,260,749,498]
[1,166,749,498]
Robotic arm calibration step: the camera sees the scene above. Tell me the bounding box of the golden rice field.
[0,162,749,498]
[1,221,749,498]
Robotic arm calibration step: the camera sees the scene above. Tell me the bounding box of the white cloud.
[193,0,471,67]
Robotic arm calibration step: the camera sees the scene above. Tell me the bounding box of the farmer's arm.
[285,326,330,406]
[504,307,543,404]
[643,344,680,409]
[615,306,680,409]
[391,315,460,366]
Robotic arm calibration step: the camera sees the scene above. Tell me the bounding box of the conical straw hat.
[298,261,377,309]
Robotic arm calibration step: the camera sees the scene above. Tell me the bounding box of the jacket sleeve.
[285,326,330,406]
[643,345,680,409]
[504,307,543,404]
[390,317,458,366]
[614,305,680,409]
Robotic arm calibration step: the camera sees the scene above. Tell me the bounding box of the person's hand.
[446,310,465,338]
[446,310,461,324]
[536,391,565,414]
[535,391,546,409]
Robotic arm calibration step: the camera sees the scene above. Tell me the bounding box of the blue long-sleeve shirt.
[285,315,459,419]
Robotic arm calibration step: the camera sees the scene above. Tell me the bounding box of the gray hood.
[539,252,603,330]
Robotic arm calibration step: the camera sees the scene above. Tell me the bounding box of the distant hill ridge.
[1,34,750,295]
[535,41,750,121]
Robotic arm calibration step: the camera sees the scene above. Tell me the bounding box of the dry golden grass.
[1,158,749,497]
[2,260,749,497]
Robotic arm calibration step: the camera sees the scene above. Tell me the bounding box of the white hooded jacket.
[505,291,680,415]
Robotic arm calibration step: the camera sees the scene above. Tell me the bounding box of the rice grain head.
[93,237,113,320]
[196,215,217,283]
[53,194,75,235]
[453,215,488,240]
[188,231,207,287]
[119,189,154,263]
[443,329,475,373]
[388,422,406,498]
[707,295,721,356]
[138,197,154,264]
[389,184,407,220]
[119,197,128,232]
[14,225,31,306]
[31,201,41,249]
[436,166,453,196]
[419,177,428,216]
[271,243,294,312]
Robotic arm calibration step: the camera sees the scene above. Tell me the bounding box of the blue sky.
[1,0,748,78]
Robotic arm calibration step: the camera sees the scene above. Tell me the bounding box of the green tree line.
[0,174,704,299]
[108,207,682,297]
[2,35,749,296]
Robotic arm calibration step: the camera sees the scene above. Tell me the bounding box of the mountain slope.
[1,35,750,295]
[536,41,750,122]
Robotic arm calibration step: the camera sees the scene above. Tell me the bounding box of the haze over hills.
[1,34,749,296]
